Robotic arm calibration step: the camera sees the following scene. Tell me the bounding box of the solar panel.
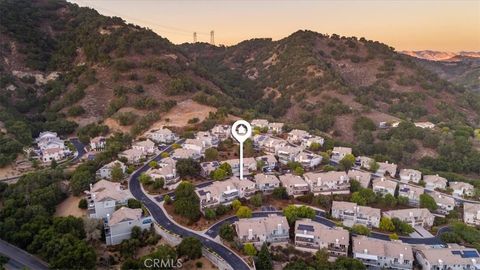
[452,251,461,255]
[462,251,479,258]
[298,224,315,232]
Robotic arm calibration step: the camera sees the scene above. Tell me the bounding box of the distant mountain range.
[401,50,480,62]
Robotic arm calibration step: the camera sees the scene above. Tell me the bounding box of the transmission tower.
[193,32,197,43]
[210,30,215,45]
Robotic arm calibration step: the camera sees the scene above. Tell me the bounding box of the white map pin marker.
[231,120,252,179]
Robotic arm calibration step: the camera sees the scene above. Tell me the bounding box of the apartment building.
[171,148,201,160]
[276,145,302,164]
[331,147,352,163]
[261,136,288,154]
[356,156,374,170]
[104,207,152,245]
[352,236,414,270]
[463,203,480,226]
[96,160,126,180]
[85,180,132,219]
[195,177,257,211]
[254,173,280,193]
[383,208,435,228]
[348,170,371,188]
[279,174,309,197]
[234,214,289,245]
[450,181,475,197]
[303,171,350,195]
[294,219,349,258]
[331,201,381,228]
[287,129,310,144]
[268,122,284,134]
[423,175,448,191]
[301,135,325,149]
[225,157,257,177]
[255,154,278,171]
[376,161,398,177]
[294,151,322,169]
[398,184,424,205]
[210,125,231,140]
[183,138,208,155]
[372,178,398,196]
[399,169,422,183]
[431,192,455,214]
[415,244,480,270]
[195,131,219,148]
[146,128,178,144]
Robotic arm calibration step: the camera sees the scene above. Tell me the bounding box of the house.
[301,136,325,149]
[352,236,413,270]
[398,184,424,205]
[147,128,178,144]
[356,156,374,170]
[119,148,145,164]
[287,129,310,144]
[200,161,220,178]
[294,219,349,258]
[85,180,132,219]
[251,119,270,130]
[35,131,69,162]
[41,147,69,163]
[303,171,350,195]
[268,122,284,134]
[431,192,455,214]
[294,151,322,169]
[254,174,280,193]
[376,161,397,177]
[399,169,422,183]
[183,139,208,155]
[415,244,480,270]
[96,160,126,180]
[279,174,309,197]
[348,170,371,188]
[234,214,289,245]
[195,177,257,211]
[383,208,435,228]
[171,148,201,160]
[104,207,152,245]
[211,125,231,140]
[255,154,278,171]
[251,119,269,129]
[450,181,475,197]
[423,175,448,191]
[276,146,302,164]
[331,201,381,228]
[414,121,435,129]
[463,203,480,226]
[225,157,257,177]
[132,139,156,155]
[372,178,398,196]
[254,135,288,154]
[147,157,179,190]
[90,136,106,151]
[195,131,219,148]
[331,147,352,163]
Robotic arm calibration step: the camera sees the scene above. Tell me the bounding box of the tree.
[397,196,409,206]
[111,164,124,181]
[283,205,315,224]
[244,243,257,256]
[351,224,370,236]
[139,173,153,185]
[379,217,395,232]
[141,245,177,267]
[351,192,367,206]
[164,194,172,204]
[173,181,201,222]
[250,194,263,207]
[78,198,88,209]
[71,170,94,196]
[389,233,399,240]
[204,148,219,161]
[50,159,57,169]
[128,198,142,209]
[176,158,201,177]
[153,178,164,189]
[391,218,414,235]
[219,224,235,241]
[420,193,438,211]
[255,243,273,270]
[334,257,366,270]
[272,187,288,200]
[293,166,304,176]
[232,199,242,211]
[211,168,228,181]
[350,179,362,193]
[236,206,253,218]
[339,154,355,171]
[177,237,202,260]
[309,142,322,152]
[369,160,379,172]
[148,161,158,168]
[204,208,216,220]
[219,162,232,176]
[383,193,397,207]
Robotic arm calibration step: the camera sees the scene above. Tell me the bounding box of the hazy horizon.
[69,0,480,52]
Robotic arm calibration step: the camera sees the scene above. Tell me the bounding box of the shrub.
[78,198,88,209]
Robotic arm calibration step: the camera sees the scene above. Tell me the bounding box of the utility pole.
[193,32,197,43]
[210,30,215,45]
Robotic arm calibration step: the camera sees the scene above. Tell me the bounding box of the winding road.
[128,142,251,270]
[0,239,49,270]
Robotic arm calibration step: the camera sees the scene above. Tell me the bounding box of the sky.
[69,0,480,52]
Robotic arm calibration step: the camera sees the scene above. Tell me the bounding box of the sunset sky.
[69,0,480,52]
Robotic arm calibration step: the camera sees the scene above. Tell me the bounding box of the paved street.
[0,239,49,270]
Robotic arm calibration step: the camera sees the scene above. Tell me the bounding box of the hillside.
[1,0,480,173]
[402,50,480,62]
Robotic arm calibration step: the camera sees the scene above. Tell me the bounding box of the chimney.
[206,192,211,201]
[317,178,321,186]
[364,249,368,254]
[227,186,230,191]
[106,213,110,222]
[409,212,413,217]
[304,230,307,235]
[90,183,93,191]
[335,238,339,244]
[438,259,443,265]
[277,224,282,234]
[248,228,253,239]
